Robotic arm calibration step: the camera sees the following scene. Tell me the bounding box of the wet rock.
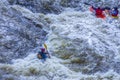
[0,1,48,63]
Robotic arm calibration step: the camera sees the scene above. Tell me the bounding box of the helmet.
[41,48,45,52]
[98,7,100,9]
[114,7,118,10]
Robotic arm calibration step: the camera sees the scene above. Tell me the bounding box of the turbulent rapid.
[0,0,120,80]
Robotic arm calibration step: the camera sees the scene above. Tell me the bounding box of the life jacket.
[95,8,105,19]
[95,8,103,15]
[37,51,47,59]
[111,10,118,17]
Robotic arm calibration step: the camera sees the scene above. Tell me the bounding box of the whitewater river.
[0,0,120,80]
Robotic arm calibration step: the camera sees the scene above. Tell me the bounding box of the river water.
[0,0,120,80]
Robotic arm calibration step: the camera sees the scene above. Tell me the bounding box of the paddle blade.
[44,43,47,50]
[89,6,94,12]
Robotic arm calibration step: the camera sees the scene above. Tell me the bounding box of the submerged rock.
[0,1,49,63]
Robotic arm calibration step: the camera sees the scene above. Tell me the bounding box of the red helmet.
[41,48,45,52]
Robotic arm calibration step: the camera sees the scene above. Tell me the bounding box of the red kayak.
[89,6,106,19]
[96,14,106,19]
